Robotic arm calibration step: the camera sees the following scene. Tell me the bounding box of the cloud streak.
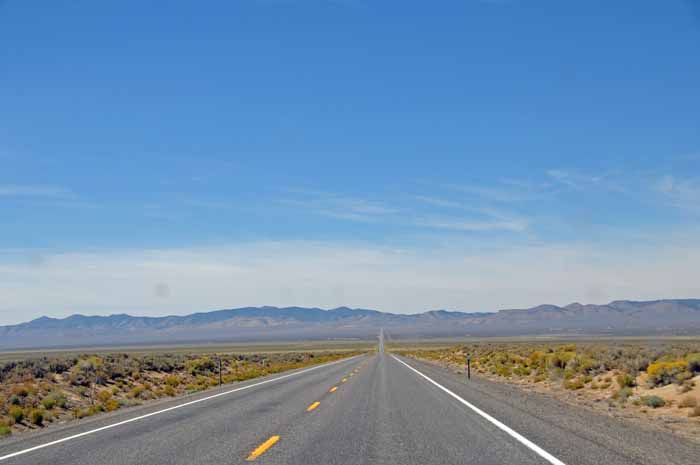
[0,184,71,197]
[546,169,627,193]
[416,218,528,232]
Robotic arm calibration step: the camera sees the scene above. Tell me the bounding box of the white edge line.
[391,355,567,465]
[0,355,361,462]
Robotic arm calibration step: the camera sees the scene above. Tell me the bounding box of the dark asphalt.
[0,351,698,465]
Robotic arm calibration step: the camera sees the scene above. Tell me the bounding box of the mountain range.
[1,299,700,349]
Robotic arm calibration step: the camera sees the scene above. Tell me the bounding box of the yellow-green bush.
[8,405,24,424]
[96,390,112,404]
[185,358,216,376]
[103,399,120,412]
[564,378,585,390]
[128,386,146,399]
[646,360,691,387]
[28,409,44,426]
[41,392,66,410]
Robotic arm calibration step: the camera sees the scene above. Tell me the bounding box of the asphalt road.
[0,351,698,465]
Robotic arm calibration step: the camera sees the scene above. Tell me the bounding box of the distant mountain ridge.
[1,299,699,349]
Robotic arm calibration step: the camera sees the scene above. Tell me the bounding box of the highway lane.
[1,350,698,465]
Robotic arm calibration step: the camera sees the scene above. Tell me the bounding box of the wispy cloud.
[281,188,532,234]
[546,169,626,193]
[0,184,71,197]
[416,217,528,232]
[413,195,462,208]
[280,190,399,223]
[446,182,535,203]
[413,195,529,232]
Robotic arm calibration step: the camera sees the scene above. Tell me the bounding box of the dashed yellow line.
[246,435,280,461]
[329,386,338,393]
[341,378,347,383]
[306,401,321,412]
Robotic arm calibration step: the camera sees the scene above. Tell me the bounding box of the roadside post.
[218,356,222,386]
[467,355,471,380]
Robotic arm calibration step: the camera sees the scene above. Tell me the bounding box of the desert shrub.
[647,360,691,387]
[128,386,146,399]
[69,356,104,386]
[548,367,564,381]
[73,407,101,419]
[96,390,112,404]
[564,378,585,390]
[0,424,10,437]
[8,395,21,406]
[164,375,180,387]
[616,373,636,388]
[687,354,700,373]
[10,385,29,398]
[103,399,120,412]
[185,358,216,376]
[641,395,666,408]
[567,355,599,375]
[28,409,44,426]
[527,351,546,369]
[41,392,67,410]
[185,383,200,393]
[163,385,176,397]
[40,397,56,410]
[47,359,70,374]
[8,406,24,424]
[547,351,575,370]
[612,387,634,403]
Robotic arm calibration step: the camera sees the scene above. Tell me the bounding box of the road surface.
[0,349,698,464]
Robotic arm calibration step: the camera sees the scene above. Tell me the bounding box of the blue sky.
[1,0,699,324]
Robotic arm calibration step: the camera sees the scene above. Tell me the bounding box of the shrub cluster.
[396,341,700,408]
[0,350,359,434]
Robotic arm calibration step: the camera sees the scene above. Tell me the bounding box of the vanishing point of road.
[0,337,698,465]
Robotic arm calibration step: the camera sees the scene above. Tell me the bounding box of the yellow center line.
[329,386,338,393]
[349,373,354,377]
[306,401,321,412]
[246,435,280,461]
[341,378,347,383]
